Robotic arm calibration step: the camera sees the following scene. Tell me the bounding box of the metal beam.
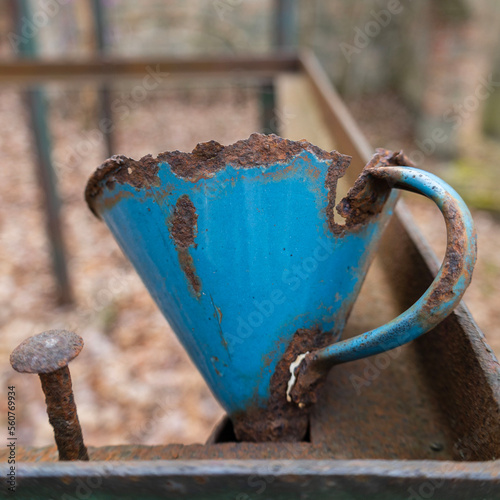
[2,459,499,499]
[91,0,114,157]
[259,81,277,134]
[14,0,73,305]
[274,0,299,49]
[0,54,301,84]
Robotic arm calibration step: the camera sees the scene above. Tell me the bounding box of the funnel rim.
[84,133,351,218]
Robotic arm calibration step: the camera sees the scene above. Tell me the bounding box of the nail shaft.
[39,366,89,461]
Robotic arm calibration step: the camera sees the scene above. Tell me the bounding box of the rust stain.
[85,134,353,217]
[325,152,353,235]
[177,250,201,297]
[333,149,415,233]
[232,326,335,442]
[100,189,136,213]
[259,161,297,183]
[0,442,333,462]
[418,199,474,315]
[215,305,223,322]
[157,133,349,182]
[85,154,160,217]
[170,195,198,249]
[170,195,202,297]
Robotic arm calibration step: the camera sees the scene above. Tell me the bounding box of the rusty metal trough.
[1,52,499,499]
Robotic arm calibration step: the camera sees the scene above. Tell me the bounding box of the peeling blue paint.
[90,149,475,418]
[91,149,396,415]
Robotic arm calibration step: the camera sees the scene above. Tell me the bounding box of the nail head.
[10,330,84,374]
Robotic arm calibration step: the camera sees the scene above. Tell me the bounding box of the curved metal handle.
[287,166,477,406]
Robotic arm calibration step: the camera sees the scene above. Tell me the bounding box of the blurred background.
[1,0,499,449]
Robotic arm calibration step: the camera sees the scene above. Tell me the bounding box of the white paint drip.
[286,351,309,403]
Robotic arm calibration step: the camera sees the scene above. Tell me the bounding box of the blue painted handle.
[288,166,477,405]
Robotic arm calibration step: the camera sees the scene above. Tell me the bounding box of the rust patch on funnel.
[232,326,334,442]
[325,153,352,235]
[170,195,201,296]
[177,251,201,297]
[85,154,160,217]
[157,133,351,182]
[85,133,352,217]
[334,149,415,232]
[171,195,198,248]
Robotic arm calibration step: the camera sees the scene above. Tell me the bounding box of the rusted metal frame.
[25,90,73,305]
[91,0,114,158]
[6,459,500,499]
[299,49,500,460]
[258,81,277,134]
[0,54,301,84]
[14,0,73,305]
[274,0,299,49]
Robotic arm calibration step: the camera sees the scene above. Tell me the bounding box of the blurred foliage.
[433,0,471,23]
[442,140,500,213]
[483,73,500,140]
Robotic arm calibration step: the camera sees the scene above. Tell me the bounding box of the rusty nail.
[10,330,89,461]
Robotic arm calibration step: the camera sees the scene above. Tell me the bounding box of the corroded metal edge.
[0,443,334,462]
[2,460,499,499]
[84,133,351,217]
[6,460,500,474]
[8,458,500,476]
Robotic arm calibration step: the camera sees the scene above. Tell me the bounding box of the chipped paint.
[169,195,202,296]
[85,136,475,441]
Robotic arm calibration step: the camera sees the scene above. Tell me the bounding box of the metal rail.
[11,459,500,499]
[0,54,300,84]
[13,0,73,305]
[91,0,114,157]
